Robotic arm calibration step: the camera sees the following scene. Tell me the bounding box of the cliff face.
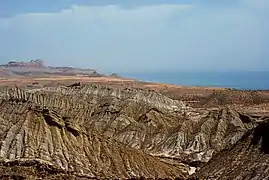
[0,84,267,179]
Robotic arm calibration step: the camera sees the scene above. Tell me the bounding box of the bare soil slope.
[0,61,268,179]
[0,83,267,179]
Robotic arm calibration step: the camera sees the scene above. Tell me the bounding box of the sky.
[0,0,268,73]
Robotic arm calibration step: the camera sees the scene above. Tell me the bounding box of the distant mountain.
[0,60,103,78]
[0,59,45,68]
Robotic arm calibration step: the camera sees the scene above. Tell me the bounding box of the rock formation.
[0,84,267,179]
[191,120,269,179]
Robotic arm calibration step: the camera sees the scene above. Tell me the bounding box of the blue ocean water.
[120,71,269,90]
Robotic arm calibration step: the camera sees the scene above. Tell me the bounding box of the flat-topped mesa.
[0,60,103,78]
[0,59,45,68]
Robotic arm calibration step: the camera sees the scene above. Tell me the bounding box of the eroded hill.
[0,83,267,179]
[0,88,188,179]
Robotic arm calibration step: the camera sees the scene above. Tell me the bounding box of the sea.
[119,71,269,90]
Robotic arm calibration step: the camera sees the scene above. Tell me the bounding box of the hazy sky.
[0,0,268,72]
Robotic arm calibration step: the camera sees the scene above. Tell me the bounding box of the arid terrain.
[0,60,269,179]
